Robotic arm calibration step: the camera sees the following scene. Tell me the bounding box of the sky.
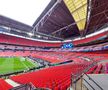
[0,0,51,26]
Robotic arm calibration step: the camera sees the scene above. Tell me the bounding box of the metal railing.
[70,61,98,90]
[83,73,104,90]
[10,83,35,90]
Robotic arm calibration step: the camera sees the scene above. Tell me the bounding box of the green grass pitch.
[0,57,39,75]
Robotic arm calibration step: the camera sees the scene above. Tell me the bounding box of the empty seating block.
[11,63,90,90]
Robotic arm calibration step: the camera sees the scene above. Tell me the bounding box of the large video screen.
[62,43,74,49]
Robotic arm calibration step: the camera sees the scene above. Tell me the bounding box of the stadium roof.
[0,0,108,40]
[0,15,33,32]
[33,0,108,39]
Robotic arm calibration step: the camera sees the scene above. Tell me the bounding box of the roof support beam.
[52,22,76,35]
[84,0,92,36]
[32,0,62,34]
[51,18,86,35]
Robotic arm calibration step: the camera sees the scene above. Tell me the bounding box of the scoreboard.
[62,43,74,49]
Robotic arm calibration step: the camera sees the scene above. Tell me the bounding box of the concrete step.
[5,79,20,87]
[83,74,108,90]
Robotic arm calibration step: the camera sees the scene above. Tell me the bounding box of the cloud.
[0,0,50,25]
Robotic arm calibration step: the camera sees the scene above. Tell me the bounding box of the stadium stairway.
[5,79,20,87]
[0,78,13,90]
[70,61,108,90]
[82,74,108,90]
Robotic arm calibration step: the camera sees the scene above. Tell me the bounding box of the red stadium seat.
[11,63,91,89]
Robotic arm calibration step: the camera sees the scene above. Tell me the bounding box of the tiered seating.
[73,31,108,45]
[10,63,91,90]
[0,51,37,57]
[49,42,108,52]
[33,52,71,63]
[86,65,98,74]
[87,63,108,74]
[0,78,13,90]
[105,63,108,73]
[77,51,108,61]
[33,52,85,63]
[0,50,107,64]
[0,34,62,47]
[0,30,107,48]
[32,50,108,64]
[94,64,103,74]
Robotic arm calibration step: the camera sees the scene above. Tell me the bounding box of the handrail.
[70,61,98,90]
[84,73,104,90]
[71,61,98,83]
[10,83,35,90]
[83,78,95,90]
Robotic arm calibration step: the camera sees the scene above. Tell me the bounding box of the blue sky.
[0,0,50,26]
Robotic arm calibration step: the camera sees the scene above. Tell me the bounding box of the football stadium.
[0,0,108,90]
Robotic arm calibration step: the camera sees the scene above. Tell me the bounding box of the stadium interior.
[0,0,108,90]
